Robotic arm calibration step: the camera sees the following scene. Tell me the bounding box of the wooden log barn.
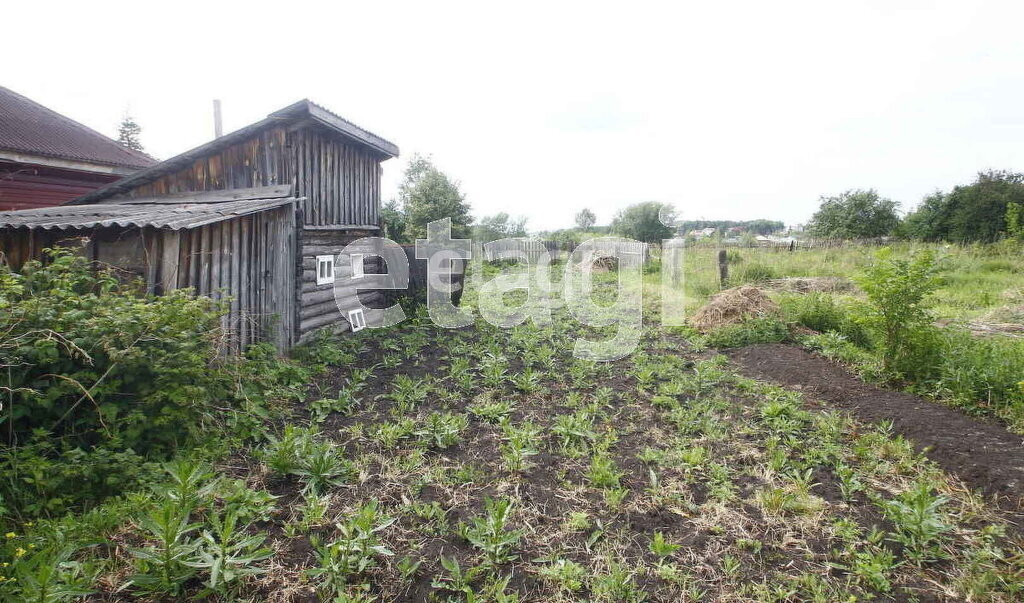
[0,99,400,353]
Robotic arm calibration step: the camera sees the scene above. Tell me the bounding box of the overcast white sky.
[6,1,1024,230]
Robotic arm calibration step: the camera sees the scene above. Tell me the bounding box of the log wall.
[297,227,383,341]
[122,126,382,228]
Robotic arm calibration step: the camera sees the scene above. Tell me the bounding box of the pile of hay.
[764,277,855,293]
[690,285,779,331]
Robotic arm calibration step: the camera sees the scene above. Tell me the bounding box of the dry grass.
[764,276,856,294]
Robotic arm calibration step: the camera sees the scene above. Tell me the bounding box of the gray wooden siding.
[122,126,382,228]
[0,205,297,353]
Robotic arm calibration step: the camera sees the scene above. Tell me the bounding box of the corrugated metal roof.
[0,186,297,230]
[0,86,157,170]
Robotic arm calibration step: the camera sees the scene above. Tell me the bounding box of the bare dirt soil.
[728,343,1024,511]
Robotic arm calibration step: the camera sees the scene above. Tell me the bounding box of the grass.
[681,241,1024,321]
[2,249,1023,600]
[683,242,1024,430]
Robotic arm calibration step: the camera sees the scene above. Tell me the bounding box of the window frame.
[348,308,367,332]
[316,255,335,286]
[351,253,365,279]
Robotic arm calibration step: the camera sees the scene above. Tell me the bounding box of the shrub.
[0,249,311,519]
[0,439,164,519]
[855,248,942,376]
[0,248,225,454]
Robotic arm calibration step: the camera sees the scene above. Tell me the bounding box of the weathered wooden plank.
[229,217,241,343]
[159,229,180,293]
[198,225,212,294]
[210,223,222,297]
[237,216,249,349]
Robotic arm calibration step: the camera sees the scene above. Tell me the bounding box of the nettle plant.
[262,426,355,494]
[499,421,541,473]
[308,502,396,597]
[128,461,274,598]
[415,412,469,449]
[461,498,524,565]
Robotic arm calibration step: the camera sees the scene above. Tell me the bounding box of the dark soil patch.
[728,344,1024,511]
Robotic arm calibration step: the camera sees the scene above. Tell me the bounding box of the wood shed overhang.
[68,99,399,206]
[0,185,299,231]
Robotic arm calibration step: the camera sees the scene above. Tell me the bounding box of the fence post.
[718,249,729,289]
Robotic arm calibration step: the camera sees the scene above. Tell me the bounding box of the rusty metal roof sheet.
[0,185,297,231]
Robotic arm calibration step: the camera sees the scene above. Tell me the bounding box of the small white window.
[348,308,367,332]
[351,253,365,279]
[316,255,335,285]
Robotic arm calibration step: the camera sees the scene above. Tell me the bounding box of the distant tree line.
[382,160,1024,247]
[680,219,785,235]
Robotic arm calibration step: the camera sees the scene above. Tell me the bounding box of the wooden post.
[718,249,729,289]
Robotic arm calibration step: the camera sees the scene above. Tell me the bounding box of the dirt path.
[727,344,1024,510]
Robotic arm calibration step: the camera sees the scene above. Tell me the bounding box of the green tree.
[575,208,597,231]
[381,199,408,243]
[806,189,900,239]
[472,213,527,242]
[117,114,144,152]
[400,154,472,240]
[900,191,952,241]
[947,170,1024,242]
[902,171,1024,242]
[610,202,676,243]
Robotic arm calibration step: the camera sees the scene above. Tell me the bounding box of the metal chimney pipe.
[213,99,223,138]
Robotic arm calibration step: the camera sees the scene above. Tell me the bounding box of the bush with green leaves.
[0,249,313,520]
[855,248,942,375]
[0,248,225,454]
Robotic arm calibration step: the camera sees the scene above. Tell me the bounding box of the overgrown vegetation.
[1,245,1023,601]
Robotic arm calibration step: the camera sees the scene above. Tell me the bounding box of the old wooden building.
[0,86,156,210]
[0,99,399,352]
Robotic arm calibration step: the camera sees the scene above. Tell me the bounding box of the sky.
[5,0,1024,231]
